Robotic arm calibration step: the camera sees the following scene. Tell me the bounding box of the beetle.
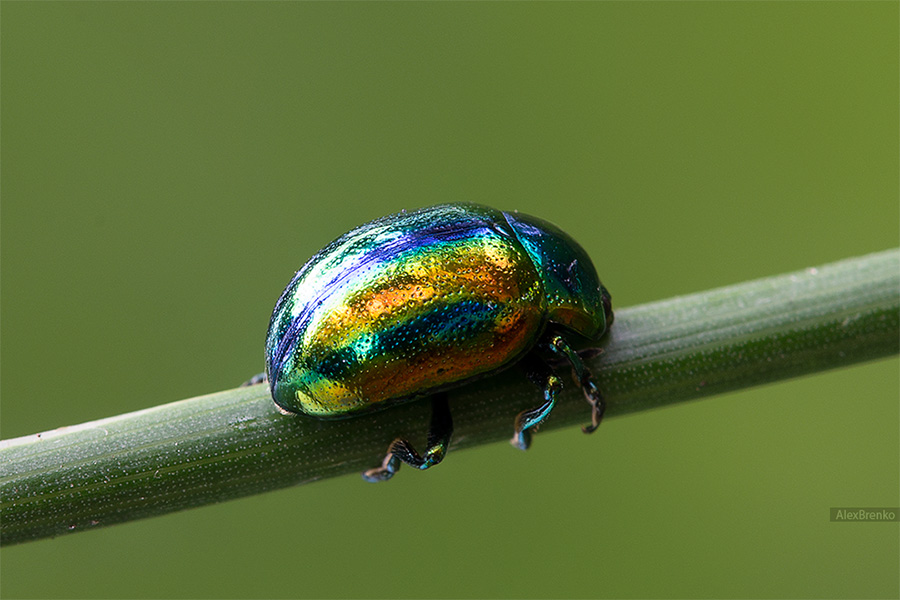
[262,203,613,481]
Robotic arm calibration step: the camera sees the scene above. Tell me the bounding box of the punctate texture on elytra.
[265,203,611,419]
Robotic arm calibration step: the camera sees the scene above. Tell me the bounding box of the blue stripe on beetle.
[253,203,613,481]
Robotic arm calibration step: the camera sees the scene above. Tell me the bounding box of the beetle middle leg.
[362,392,453,482]
[511,353,563,450]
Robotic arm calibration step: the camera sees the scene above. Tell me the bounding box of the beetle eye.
[600,286,614,326]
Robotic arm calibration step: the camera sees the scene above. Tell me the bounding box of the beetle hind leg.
[362,393,453,482]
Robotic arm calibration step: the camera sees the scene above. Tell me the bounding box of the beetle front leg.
[545,333,606,434]
[362,393,453,482]
[511,331,606,450]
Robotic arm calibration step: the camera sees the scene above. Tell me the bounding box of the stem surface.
[2,249,898,546]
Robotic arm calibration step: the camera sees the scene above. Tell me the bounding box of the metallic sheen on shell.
[265,203,610,418]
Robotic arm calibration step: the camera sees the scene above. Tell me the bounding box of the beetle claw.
[362,465,397,483]
[582,393,606,434]
[510,426,532,451]
[362,450,401,482]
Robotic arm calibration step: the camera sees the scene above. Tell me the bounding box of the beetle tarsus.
[582,392,606,434]
[579,378,606,434]
[362,393,453,482]
[362,454,401,482]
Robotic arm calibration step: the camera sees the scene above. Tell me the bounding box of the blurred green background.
[2,2,897,598]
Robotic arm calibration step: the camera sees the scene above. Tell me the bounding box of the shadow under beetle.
[257,203,613,481]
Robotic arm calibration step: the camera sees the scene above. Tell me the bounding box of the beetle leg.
[362,393,453,482]
[545,334,606,434]
[241,372,267,387]
[511,354,563,450]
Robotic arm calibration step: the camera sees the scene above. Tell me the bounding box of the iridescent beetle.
[262,203,613,481]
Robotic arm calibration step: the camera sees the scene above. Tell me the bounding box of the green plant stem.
[2,249,898,546]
